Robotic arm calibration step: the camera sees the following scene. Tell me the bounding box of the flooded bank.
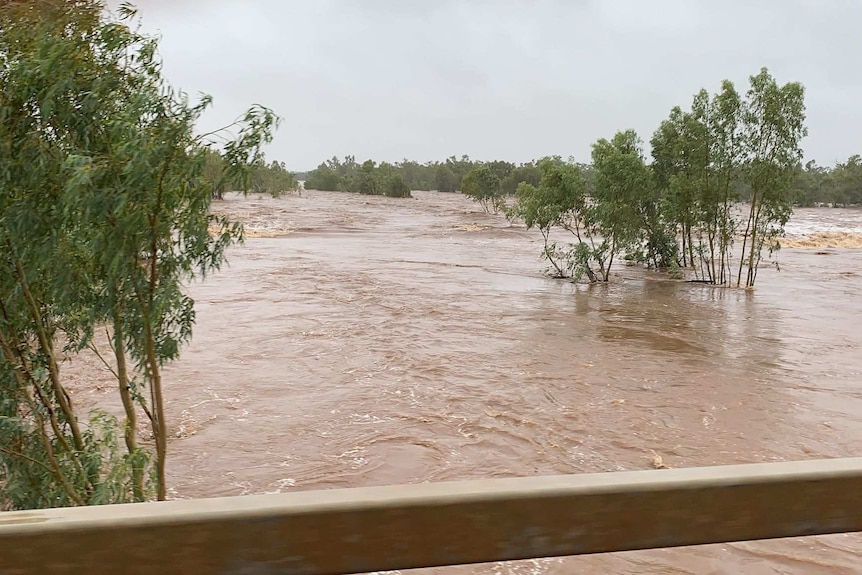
[77,190,862,573]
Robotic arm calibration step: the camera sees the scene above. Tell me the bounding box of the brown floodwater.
[74,191,862,574]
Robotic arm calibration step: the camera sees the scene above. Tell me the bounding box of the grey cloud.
[119,0,862,169]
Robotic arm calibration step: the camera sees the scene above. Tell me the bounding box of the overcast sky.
[120,0,861,170]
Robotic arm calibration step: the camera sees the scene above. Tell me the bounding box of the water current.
[70,191,862,574]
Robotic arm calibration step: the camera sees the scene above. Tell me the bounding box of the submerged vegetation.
[790,157,862,207]
[205,149,298,200]
[510,68,807,288]
[0,1,853,518]
[302,157,412,197]
[302,155,541,200]
[0,1,277,509]
[303,68,809,288]
[298,72,853,287]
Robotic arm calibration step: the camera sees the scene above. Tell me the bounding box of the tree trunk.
[681,227,688,267]
[14,260,85,454]
[113,307,144,501]
[737,194,758,287]
[143,318,167,501]
[687,227,695,271]
[604,238,616,282]
[746,199,764,288]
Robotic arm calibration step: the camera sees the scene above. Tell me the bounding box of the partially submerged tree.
[304,160,344,191]
[343,160,412,197]
[0,0,279,509]
[501,162,541,196]
[375,162,413,198]
[300,155,542,197]
[461,165,502,212]
[304,156,411,197]
[203,150,230,200]
[737,68,806,287]
[513,158,596,280]
[590,130,658,281]
[249,159,299,197]
[651,84,742,283]
[651,68,805,287]
[435,165,457,192]
[512,69,804,288]
[205,152,297,199]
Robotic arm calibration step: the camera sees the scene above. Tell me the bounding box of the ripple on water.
[66,192,862,574]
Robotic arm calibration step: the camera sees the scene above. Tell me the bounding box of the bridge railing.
[2,457,862,574]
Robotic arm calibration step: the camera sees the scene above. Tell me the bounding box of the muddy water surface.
[99,192,862,573]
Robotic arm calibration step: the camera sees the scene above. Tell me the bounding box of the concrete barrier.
[1,457,862,574]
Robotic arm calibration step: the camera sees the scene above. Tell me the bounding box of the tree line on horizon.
[298,152,861,208]
[296,149,861,212]
[299,156,551,199]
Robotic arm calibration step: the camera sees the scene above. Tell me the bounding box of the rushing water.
[74,191,862,573]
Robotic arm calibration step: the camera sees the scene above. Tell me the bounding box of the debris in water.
[650,450,670,469]
[453,223,489,232]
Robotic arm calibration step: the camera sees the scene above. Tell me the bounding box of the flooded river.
[80,191,862,573]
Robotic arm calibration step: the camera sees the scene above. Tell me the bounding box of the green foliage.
[344,160,376,194]
[461,165,502,212]
[501,163,541,195]
[590,130,658,280]
[303,156,411,197]
[303,161,344,191]
[510,68,804,288]
[650,83,741,283]
[586,130,680,280]
[435,165,457,192]
[651,68,805,288]
[204,152,296,199]
[203,150,230,200]
[820,156,862,206]
[0,0,278,509]
[301,155,540,196]
[510,158,605,280]
[343,160,412,198]
[441,155,476,190]
[736,68,806,287]
[249,159,298,197]
[376,163,413,198]
[485,160,515,182]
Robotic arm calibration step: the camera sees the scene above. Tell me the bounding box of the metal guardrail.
[1,457,861,574]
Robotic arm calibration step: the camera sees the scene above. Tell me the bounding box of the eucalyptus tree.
[590,130,655,281]
[375,162,413,197]
[435,165,458,192]
[0,0,278,508]
[340,160,412,197]
[501,163,541,196]
[651,106,697,267]
[513,158,594,280]
[250,159,298,197]
[304,161,343,191]
[651,69,804,288]
[737,68,806,287]
[706,80,743,285]
[827,156,862,206]
[676,85,740,284]
[461,165,502,212]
